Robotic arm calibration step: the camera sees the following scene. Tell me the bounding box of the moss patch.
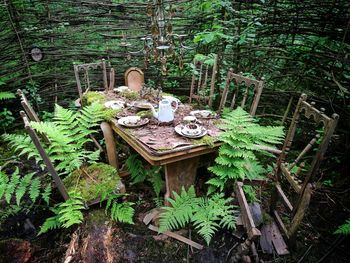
[83,91,105,105]
[119,90,140,100]
[192,135,215,148]
[63,163,120,202]
[136,110,153,119]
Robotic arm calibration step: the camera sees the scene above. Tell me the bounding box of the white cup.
[183,116,197,124]
[200,110,212,118]
[182,123,201,135]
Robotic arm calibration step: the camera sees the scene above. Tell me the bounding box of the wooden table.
[101,104,222,205]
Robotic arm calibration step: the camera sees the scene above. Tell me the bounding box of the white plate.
[113,86,129,93]
[190,110,217,119]
[174,125,207,139]
[117,116,149,128]
[104,100,125,110]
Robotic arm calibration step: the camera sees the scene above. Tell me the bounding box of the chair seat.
[260,221,290,256]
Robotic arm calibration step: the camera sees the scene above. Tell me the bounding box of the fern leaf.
[159,186,198,232]
[15,173,34,205]
[0,91,15,100]
[110,202,135,224]
[335,218,350,235]
[29,177,41,202]
[5,168,20,203]
[42,184,52,205]
[0,171,9,200]
[38,215,61,235]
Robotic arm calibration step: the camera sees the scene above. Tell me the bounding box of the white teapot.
[148,99,178,123]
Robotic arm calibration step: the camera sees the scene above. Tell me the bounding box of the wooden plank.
[272,210,289,239]
[148,224,204,250]
[269,221,289,256]
[280,163,301,193]
[234,182,261,241]
[260,224,274,254]
[275,184,293,212]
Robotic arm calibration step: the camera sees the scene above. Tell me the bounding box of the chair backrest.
[124,67,144,92]
[189,54,218,108]
[17,89,50,144]
[218,69,264,116]
[20,111,69,201]
[270,93,339,246]
[73,59,109,103]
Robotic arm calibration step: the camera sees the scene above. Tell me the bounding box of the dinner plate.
[190,110,217,119]
[104,100,125,110]
[117,116,149,128]
[174,125,207,139]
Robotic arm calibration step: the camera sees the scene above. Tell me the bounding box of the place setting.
[174,115,207,139]
[117,115,149,128]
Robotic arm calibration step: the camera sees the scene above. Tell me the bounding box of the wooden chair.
[189,54,218,108]
[265,94,339,252]
[124,67,144,92]
[218,69,264,116]
[74,59,115,104]
[17,89,50,144]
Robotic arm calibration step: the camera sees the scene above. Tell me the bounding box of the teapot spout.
[147,104,158,119]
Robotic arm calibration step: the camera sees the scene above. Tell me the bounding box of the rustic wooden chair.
[74,59,115,105]
[189,54,218,108]
[263,93,339,253]
[17,89,50,144]
[124,67,144,92]
[218,69,264,116]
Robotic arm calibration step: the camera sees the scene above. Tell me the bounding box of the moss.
[103,108,122,121]
[119,90,140,100]
[63,163,120,202]
[192,135,215,148]
[82,91,105,105]
[136,110,153,119]
[86,208,109,224]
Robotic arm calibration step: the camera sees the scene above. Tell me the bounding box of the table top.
[104,91,223,165]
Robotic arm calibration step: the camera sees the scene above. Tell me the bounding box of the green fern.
[5,168,20,203]
[38,191,86,234]
[0,91,15,100]
[159,186,198,232]
[208,107,284,191]
[126,154,163,197]
[29,177,41,203]
[99,189,135,224]
[159,186,237,245]
[42,184,52,205]
[15,173,34,205]
[335,218,350,235]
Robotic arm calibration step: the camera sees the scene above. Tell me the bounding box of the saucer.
[104,100,125,110]
[190,110,217,119]
[174,125,207,139]
[117,116,149,128]
[131,101,153,110]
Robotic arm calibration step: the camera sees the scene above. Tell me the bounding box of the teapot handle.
[172,99,178,112]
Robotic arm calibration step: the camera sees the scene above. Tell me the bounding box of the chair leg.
[288,183,312,248]
[100,122,118,169]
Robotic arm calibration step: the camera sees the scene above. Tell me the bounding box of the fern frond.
[0,171,9,200]
[42,184,52,205]
[29,177,41,203]
[57,191,85,228]
[126,154,146,184]
[159,186,198,232]
[38,213,61,235]
[110,202,135,224]
[147,167,163,197]
[5,168,20,203]
[335,218,350,235]
[15,173,34,205]
[0,91,15,100]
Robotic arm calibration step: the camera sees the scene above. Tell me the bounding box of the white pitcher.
[148,99,178,122]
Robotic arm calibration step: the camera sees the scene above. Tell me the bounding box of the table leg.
[100,122,118,169]
[164,156,199,206]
